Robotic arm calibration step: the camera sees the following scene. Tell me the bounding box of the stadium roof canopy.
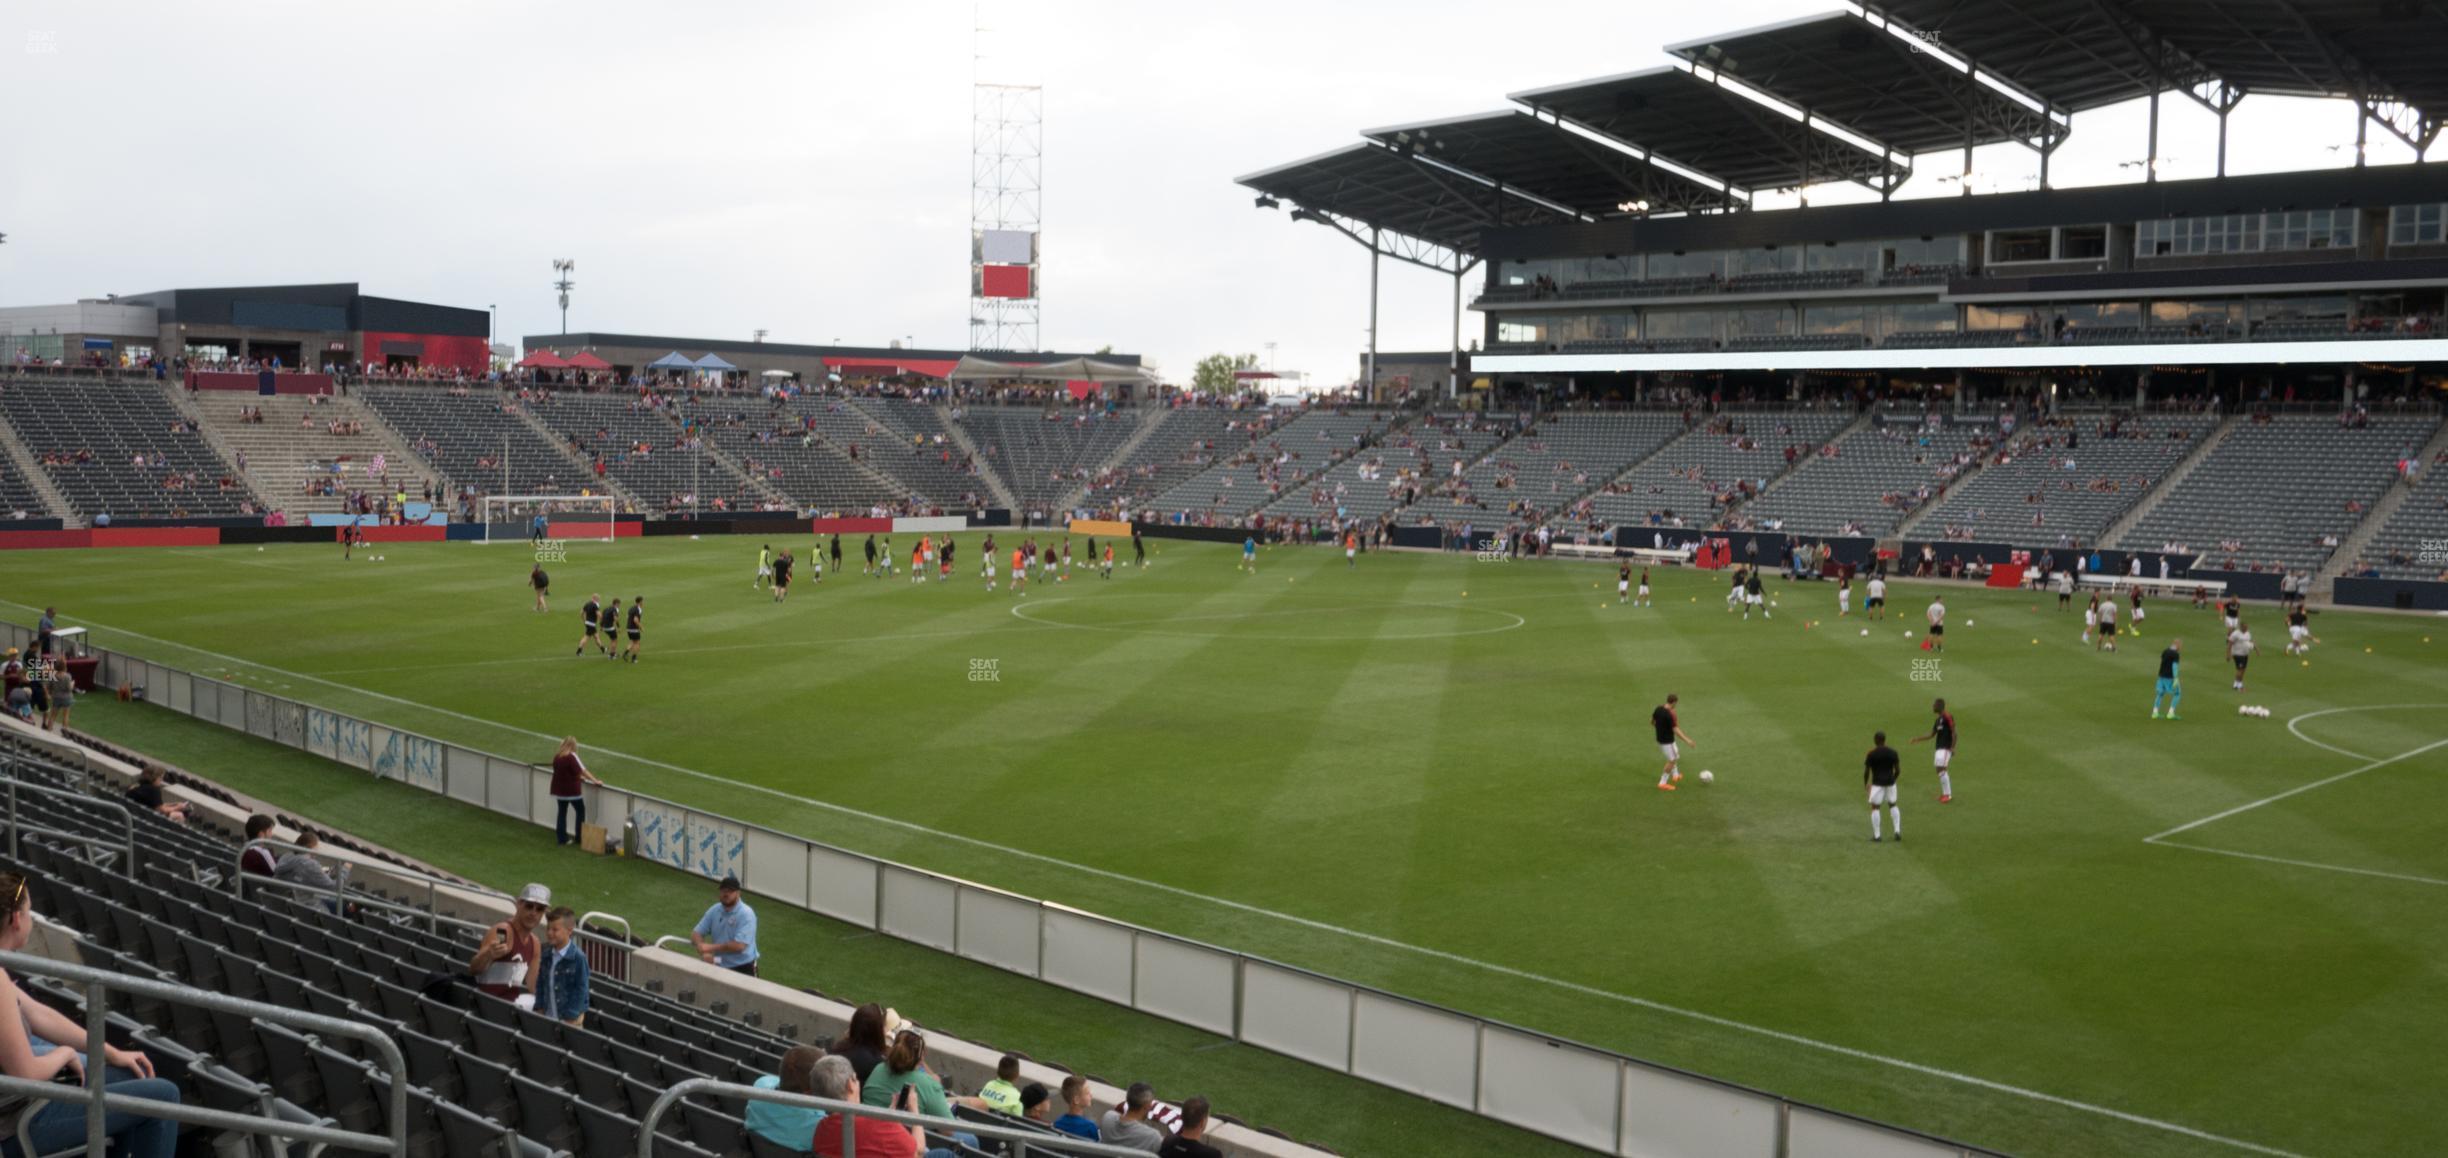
[1237,142,1584,268]
[1508,66,1907,196]
[1664,11,2063,157]
[1361,110,1744,217]
[1855,0,2212,114]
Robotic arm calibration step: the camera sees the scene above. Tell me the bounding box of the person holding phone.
[809,1054,927,1157]
[470,883,551,1001]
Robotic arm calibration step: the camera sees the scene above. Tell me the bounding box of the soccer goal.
[481,495,619,544]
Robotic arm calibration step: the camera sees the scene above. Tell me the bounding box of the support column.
[2146,88,2161,183]
[2216,105,2230,177]
[2355,98,2369,167]
[1450,269,1463,401]
[2137,367,2151,408]
[1366,227,1381,400]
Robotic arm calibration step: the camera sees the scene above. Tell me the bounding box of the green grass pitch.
[7,535,2444,1157]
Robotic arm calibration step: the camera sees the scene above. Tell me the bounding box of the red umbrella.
[516,350,572,369]
[565,350,612,371]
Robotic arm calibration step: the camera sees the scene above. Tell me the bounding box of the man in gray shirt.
[1098,1082,1168,1151]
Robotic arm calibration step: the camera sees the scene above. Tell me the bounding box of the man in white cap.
[471,882,551,1001]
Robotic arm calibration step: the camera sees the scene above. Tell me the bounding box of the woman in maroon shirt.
[550,737,605,846]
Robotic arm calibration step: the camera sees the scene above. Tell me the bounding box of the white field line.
[11,599,2301,1158]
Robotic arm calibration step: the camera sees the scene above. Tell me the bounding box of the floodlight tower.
[970,6,1041,352]
[552,259,575,335]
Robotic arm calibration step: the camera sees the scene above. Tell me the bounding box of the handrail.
[2,773,136,872]
[638,1078,1154,1158]
[0,948,406,1156]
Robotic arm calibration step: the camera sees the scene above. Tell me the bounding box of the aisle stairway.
[190,391,441,518]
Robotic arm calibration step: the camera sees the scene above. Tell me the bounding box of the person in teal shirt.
[746,1047,825,1150]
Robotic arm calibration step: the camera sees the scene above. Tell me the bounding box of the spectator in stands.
[862,1030,991,1146]
[273,830,349,912]
[238,814,280,878]
[122,765,190,825]
[690,875,760,976]
[808,1053,927,1158]
[1052,1074,1101,1140]
[533,906,590,1026]
[748,1046,828,1151]
[833,1003,893,1082]
[976,1054,1024,1116]
[1018,1083,1053,1126]
[548,736,604,846]
[1156,1096,1222,1158]
[41,668,72,733]
[470,883,551,1000]
[1099,1082,1169,1151]
[1,869,186,1158]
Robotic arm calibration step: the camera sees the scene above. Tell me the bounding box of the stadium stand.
[0,382,254,519]
[1914,414,2217,545]
[957,406,1142,514]
[1736,417,1983,537]
[2356,459,2448,579]
[1264,412,1510,525]
[0,446,52,520]
[1402,412,1684,530]
[1083,407,1254,513]
[357,385,600,502]
[189,391,442,518]
[525,390,766,514]
[838,397,998,509]
[698,396,908,514]
[1146,410,1391,522]
[1589,411,1850,533]
[2117,415,2443,574]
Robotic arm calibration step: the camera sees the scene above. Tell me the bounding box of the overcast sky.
[0,0,2423,386]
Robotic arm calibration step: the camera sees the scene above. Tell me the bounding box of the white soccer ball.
[1699,770,1714,783]
[257,547,265,552]
[2238,705,2250,716]
[1905,631,1914,638]
[1966,619,1975,627]
[1860,628,1869,636]
[376,555,385,561]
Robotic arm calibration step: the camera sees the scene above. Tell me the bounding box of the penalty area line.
[6,600,2303,1158]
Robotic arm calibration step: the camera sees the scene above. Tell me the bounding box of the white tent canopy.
[946,355,1150,384]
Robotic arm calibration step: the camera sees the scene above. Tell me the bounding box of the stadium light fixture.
[1254,194,1281,210]
[551,258,576,336]
[1616,199,1650,213]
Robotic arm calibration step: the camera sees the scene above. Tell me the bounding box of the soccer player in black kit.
[577,595,608,656]
[1910,698,1957,803]
[530,563,550,613]
[772,551,794,602]
[598,598,621,660]
[623,597,644,663]
[1864,731,1903,842]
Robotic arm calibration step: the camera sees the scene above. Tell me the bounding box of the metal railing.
[0,949,407,1157]
[2,775,136,873]
[637,1078,1153,1158]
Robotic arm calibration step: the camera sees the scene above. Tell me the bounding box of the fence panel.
[1132,934,1235,1037]
[588,787,633,844]
[1477,1026,1620,1153]
[680,811,746,881]
[952,885,1039,977]
[1619,1064,1781,1158]
[805,844,879,929]
[445,746,487,805]
[484,756,531,820]
[166,669,190,715]
[743,829,809,907]
[1787,1107,1967,1158]
[304,705,341,758]
[878,866,958,952]
[1038,906,1133,1006]
[626,799,688,868]
[1237,961,1353,1071]
[188,676,217,723]
[1350,991,1479,1111]
[368,726,446,793]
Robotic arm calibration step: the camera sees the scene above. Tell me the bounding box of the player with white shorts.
[1838,577,1852,617]
[1636,568,1651,607]
[1727,569,1746,611]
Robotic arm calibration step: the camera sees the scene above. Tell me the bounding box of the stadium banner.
[1131,932,1237,1037]
[640,518,709,537]
[2334,576,2448,611]
[624,800,690,869]
[1066,518,1131,538]
[680,810,747,881]
[1349,990,1480,1111]
[1475,1025,1621,1153]
[0,530,92,550]
[546,519,638,539]
[1238,960,1354,1072]
[742,828,809,907]
[219,525,331,545]
[370,725,447,793]
[340,525,447,544]
[90,527,221,549]
[966,509,1012,528]
[808,517,892,534]
[1387,525,1443,550]
[1620,1064,1782,1158]
[103,516,267,529]
[1787,1105,1969,1157]
[1037,904,1134,1006]
[894,516,968,534]
[0,518,61,531]
[1133,523,1257,545]
[804,843,880,928]
[952,884,1041,977]
[877,864,960,952]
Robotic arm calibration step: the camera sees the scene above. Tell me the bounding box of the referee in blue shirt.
[691,875,760,976]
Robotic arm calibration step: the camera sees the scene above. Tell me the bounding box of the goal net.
[481,495,618,545]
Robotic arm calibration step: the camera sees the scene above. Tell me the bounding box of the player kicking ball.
[2284,601,2319,655]
[1909,698,1957,803]
[1864,731,1903,842]
[1651,694,1695,792]
[2150,637,2183,719]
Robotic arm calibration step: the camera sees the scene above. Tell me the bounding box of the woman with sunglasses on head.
[0,871,185,1158]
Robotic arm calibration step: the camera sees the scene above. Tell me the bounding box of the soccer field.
[8,535,2445,1157]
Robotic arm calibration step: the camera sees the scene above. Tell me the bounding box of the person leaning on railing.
[0,870,185,1158]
